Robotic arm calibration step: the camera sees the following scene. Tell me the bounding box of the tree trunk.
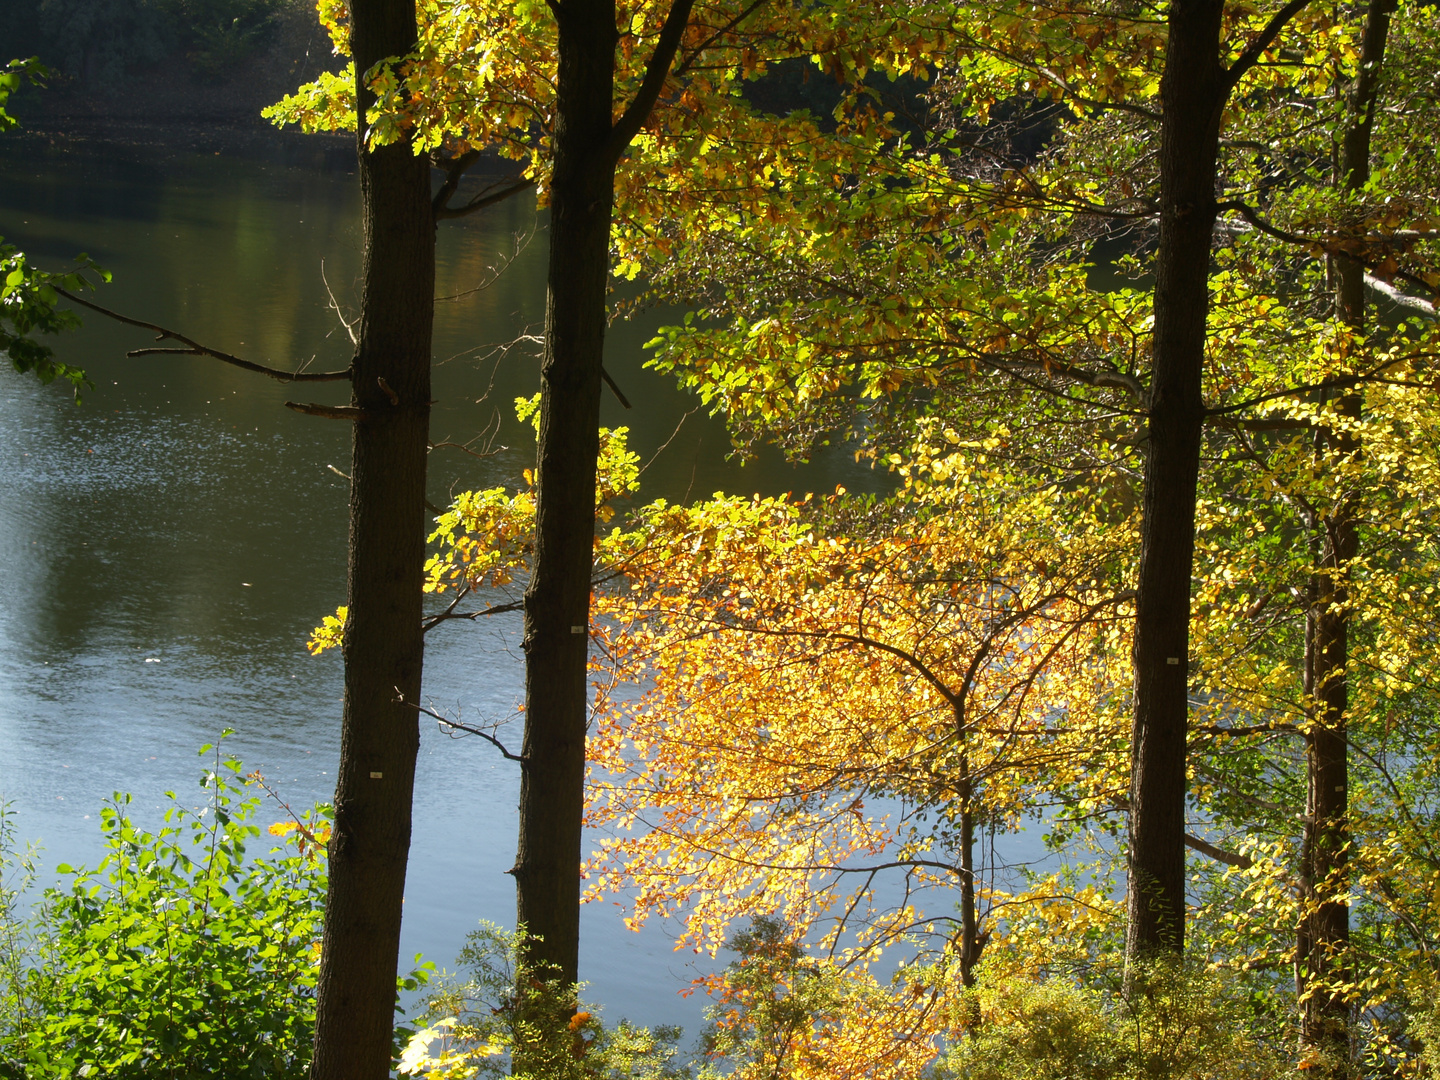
[958,752,980,989]
[1125,0,1226,962]
[310,0,435,1071]
[513,0,617,998]
[1298,0,1392,1065]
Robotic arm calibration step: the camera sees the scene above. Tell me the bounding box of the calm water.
[0,133,881,1033]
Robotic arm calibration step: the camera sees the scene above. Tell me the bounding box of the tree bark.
[1125,0,1227,961]
[511,0,697,1015]
[513,0,618,996]
[1298,0,1392,1066]
[309,0,435,1071]
[958,751,980,989]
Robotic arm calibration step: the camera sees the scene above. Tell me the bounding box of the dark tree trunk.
[1300,499,1356,1069]
[958,753,980,989]
[513,0,617,995]
[510,8,699,1064]
[309,0,435,1071]
[510,8,693,1065]
[1125,0,1226,961]
[1298,0,1392,1066]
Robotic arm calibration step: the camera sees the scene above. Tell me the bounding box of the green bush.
[399,922,690,1080]
[0,740,329,1079]
[936,957,1290,1080]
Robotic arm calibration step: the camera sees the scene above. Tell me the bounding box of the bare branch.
[1186,832,1255,869]
[431,148,482,216]
[1215,415,1315,431]
[285,401,368,420]
[435,177,536,221]
[1192,721,1300,738]
[396,691,527,763]
[54,286,352,383]
[638,406,697,477]
[321,258,358,345]
[430,440,508,459]
[421,582,526,631]
[436,226,535,303]
[1216,199,1315,248]
[602,366,633,409]
[1366,274,1436,317]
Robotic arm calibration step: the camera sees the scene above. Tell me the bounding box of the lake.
[0,130,883,1036]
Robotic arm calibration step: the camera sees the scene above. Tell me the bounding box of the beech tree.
[584,460,1135,986]
[1295,0,1395,1062]
[292,0,1440,1067]
[620,0,1440,968]
[301,0,435,1072]
[7,41,435,1069]
[272,0,955,1021]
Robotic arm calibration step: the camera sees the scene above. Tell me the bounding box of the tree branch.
[1185,832,1255,870]
[431,149,482,216]
[602,366,633,408]
[671,0,771,79]
[435,177,536,221]
[422,600,525,631]
[1223,0,1314,89]
[1216,199,1315,248]
[285,401,368,420]
[53,287,352,383]
[1366,273,1436,317]
[1192,721,1300,738]
[398,693,527,763]
[602,0,700,168]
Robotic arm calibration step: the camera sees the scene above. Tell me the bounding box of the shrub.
[398,922,690,1080]
[937,956,1290,1080]
[0,739,329,1079]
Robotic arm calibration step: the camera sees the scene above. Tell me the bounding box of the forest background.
[3,0,1440,1075]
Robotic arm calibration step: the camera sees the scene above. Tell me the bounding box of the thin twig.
[638,406,697,477]
[321,258,358,345]
[397,693,526,763]
[248,771,330,852]
[436,226,535,303]
[430,440,508,459]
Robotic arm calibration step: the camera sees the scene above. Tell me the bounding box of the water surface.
[0,133,884,1033]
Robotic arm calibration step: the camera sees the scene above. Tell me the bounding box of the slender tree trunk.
[310,0,435,1071]
[958,752,980,989]
[1298,0,1392,1066]
[1125,0,1226,961]
[514,0,617,996]
[511,10,694,1065]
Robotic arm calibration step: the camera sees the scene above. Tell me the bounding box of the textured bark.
[1125,0,1227,961]
[514,0,617,994]
[1297,0,1393,1065]
[309,0,435,1071]
[958,755,980,989]
[512,0,696,1022]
